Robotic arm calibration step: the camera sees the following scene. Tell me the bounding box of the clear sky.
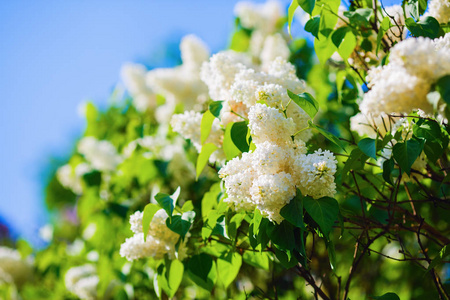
[0,0,400,246]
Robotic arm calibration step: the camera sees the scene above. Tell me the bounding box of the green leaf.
[166,211,195,238]
[167,260,184,297]
[287,91,319,119]
[406,16,441,38]
[297,0,315,15]
[427,245,449,271]
[305,16,320,39]
[303,196,339,239]
[142,204,161,242]
[308,120,346,152]
[324,238,337,270]
[343,8,373,27]
[231,121,250,153]
[217,252,242,288]
[337,30,356,60]
[209,101,224,118]
[267,221,296,251]
[280,190,305,229]
[406,0,419,20]
[181,200,194,212]
[82,171,102,187]
[331,27,348,48]
[227,213,246,239]
[223,122,241,160]
[358,138,377,160]
[383,158,395,185]
[314,33,337,65]
[154,187,180,222]
[288,0,299,37]
[413,119,443,143]
[196,143,218,179]
[377,17,392,55]
[392,139,424,175]
[201,183,221,218]
[243,251,269,270]
[436,75,450,104]
[229,29,250,52]
[187,254,217,291]
[370,292,400,300]
[319,1,340,38]
[342,148,368,179]
[273,245,298,268]
[201,110,215,144]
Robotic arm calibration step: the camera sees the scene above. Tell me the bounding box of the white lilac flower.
[200,51,253,101]
[352,33,450,137]
[389,36,450,80]
[425,0,450,24]
[249,172,296,223]
[120,209,187,261]
[0,247,33,287]
[293,150,338,199]
[146,34,210,111]
[78,137,122,172]
[171,110,224,163]
[56,163,91,194]
[260,33,290,71]
[248,103,296,145]
[121,63,156,112]
[65,264,98,300]
[234,0,283,34]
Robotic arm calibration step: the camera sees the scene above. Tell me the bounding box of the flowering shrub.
[2,0,450,299]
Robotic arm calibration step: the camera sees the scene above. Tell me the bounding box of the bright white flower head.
[120,209,187,261]
[293,150,338,199]
[0,247,33,287]
[425,0,450,24]
[260,33,290,70]
[65,264,98,300]
[78,137,122,172]
[250,172,296,223]
[352,33,450,137]
[234,0,283,34]
[171,110,224,163]
[57,163,91,194]
[200,51,252,101]
[248,103,296,145]
[389,36,450,80]
[146,34,210,111]
[121,63,156,112]
[180,34,211,72]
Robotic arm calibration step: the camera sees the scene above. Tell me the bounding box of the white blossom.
[234,0,283,34]
[425,0,450,24]
[65,264,98,300]
[78,137,122,172]
[57,163,91,194]
[121,63,156,112]
[120,209,187,261]
[293,150,338,199]
[260,33,290,70]
[248,103,296,145]
[147,34,210,111]
[0,247,33,287]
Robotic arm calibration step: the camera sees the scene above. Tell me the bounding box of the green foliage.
[405,16,442,38]
[287,90,319,119]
